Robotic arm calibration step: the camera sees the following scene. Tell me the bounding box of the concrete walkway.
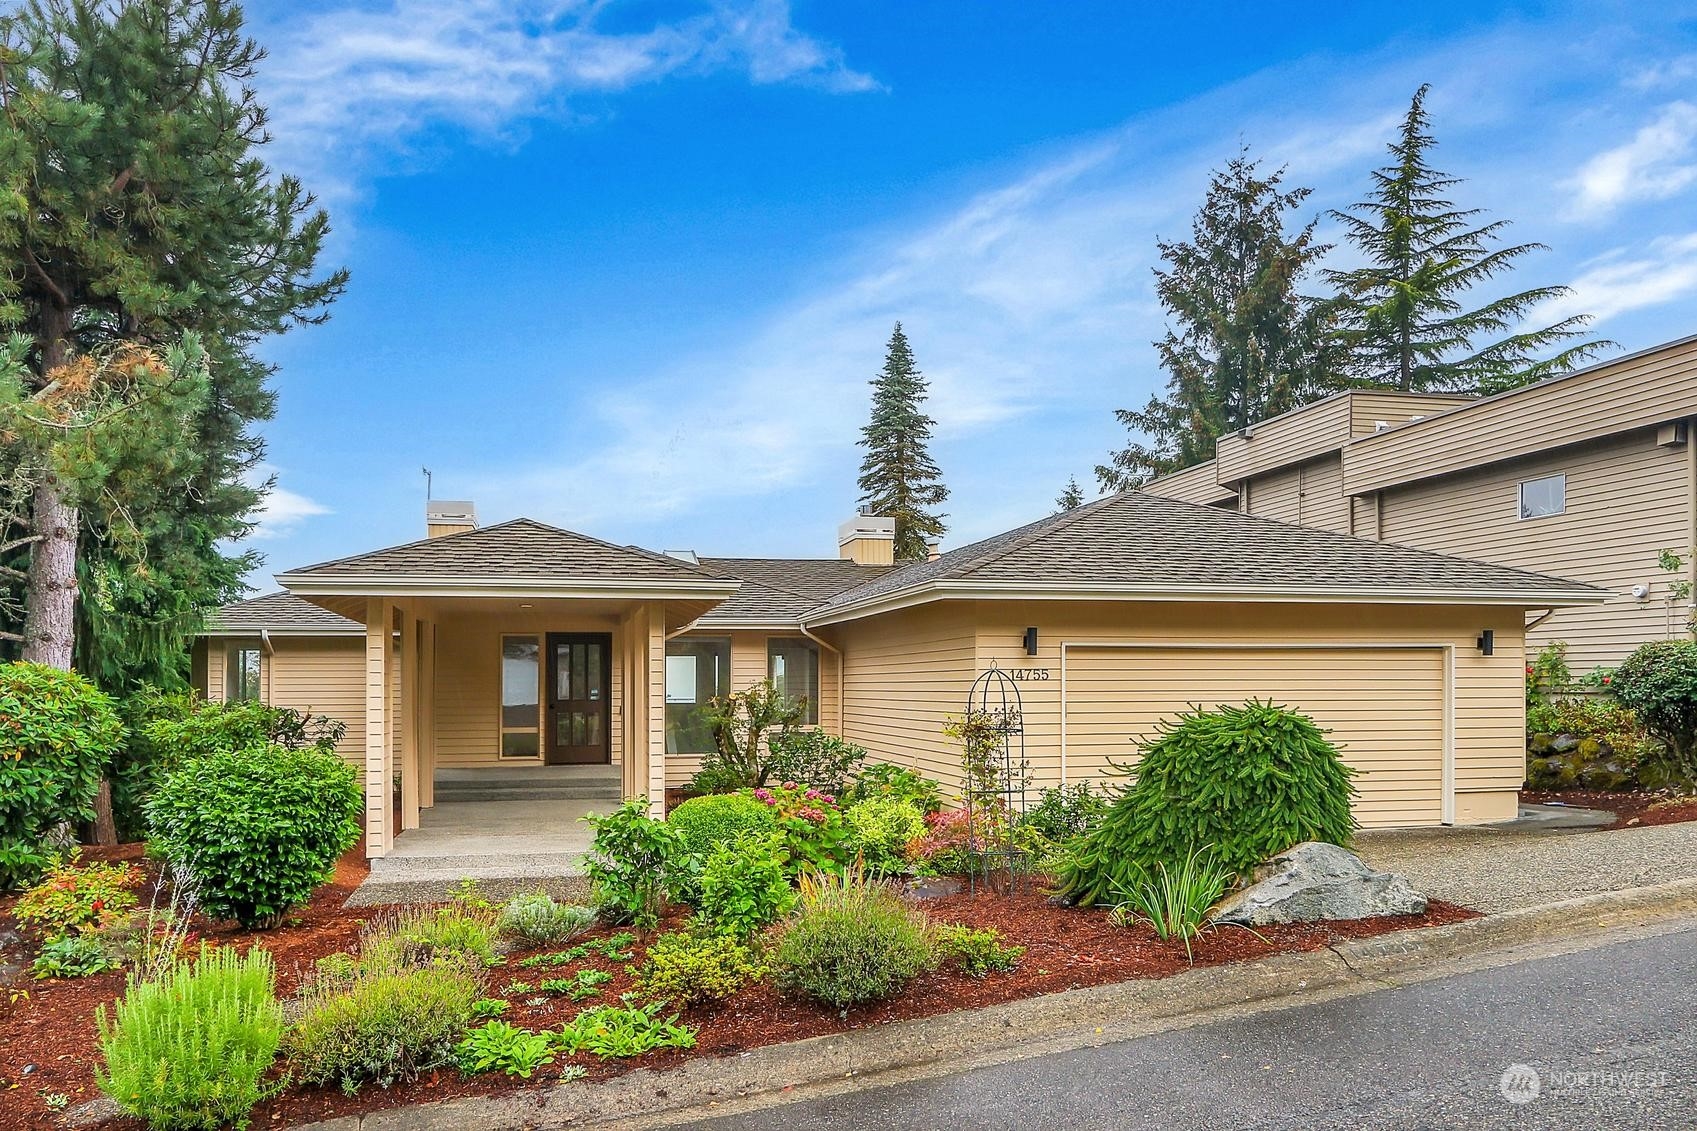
[1357,817,1697,913]
[347,799,614,906]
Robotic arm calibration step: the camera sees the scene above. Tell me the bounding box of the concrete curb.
[291,878,1697,1131]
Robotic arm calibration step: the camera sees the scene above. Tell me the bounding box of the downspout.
[797,622,844,736]
[1525,608,1556,634]
[260,629,275,702]
[1687,417,1696,638]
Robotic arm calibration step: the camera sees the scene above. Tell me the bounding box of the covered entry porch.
[275,519,739,858]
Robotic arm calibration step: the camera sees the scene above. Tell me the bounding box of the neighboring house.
[1143,333,1697,671]
[198,494,1605,857]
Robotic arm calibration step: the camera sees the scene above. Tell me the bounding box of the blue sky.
[241,0,1697,582]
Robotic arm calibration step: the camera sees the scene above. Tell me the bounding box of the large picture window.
[500,635,541,758]
[768,638,820,725]
[666,636,731,754]
[225,643,261,702]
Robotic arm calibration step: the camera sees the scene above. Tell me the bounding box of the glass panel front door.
[546,633,611,765]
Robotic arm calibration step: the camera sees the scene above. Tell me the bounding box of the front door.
[545,633,611,765]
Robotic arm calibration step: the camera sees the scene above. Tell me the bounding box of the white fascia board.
[800,579,1609,627]
[277,574,742,601]
[196,626,364,638]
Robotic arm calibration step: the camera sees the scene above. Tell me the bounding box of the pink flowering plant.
[741,783,852,875]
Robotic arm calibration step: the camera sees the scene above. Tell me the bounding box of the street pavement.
[671,921,1697,1130]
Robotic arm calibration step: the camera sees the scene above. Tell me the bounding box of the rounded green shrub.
[843,797,926,875]
[145,743,362,928]
[771,871,937,1009]
[1053,700,1357,906]
[668,792,776,855]
[632,930,768,1006]
[695,831,796,937]
[1612,639,1697,776]
[97,946,282,1130]
[0,662,124,891]
[284,965,481,1091]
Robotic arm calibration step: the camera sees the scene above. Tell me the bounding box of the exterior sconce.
[1476,629,1494,656]
[1023,627,1039,656]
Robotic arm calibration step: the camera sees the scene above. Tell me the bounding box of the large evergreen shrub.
[1054,701,1357,906]
[668,793,776,856]
[145,743,362,928]
[0,662,124,890]
[1612,639,1697,778]
[771,870,936,1008]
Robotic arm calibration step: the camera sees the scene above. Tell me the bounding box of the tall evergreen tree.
[1099,151,1334,490]
[0,0,346,681]
[1325,84,1606,393]
[1055,476,1085,512]
[857,323,947,562]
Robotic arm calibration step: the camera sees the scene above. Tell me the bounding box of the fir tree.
[0,0,346,679]
[1325,84,1607,393]
[1099,151,1334,489]
[856,323,947,561]
[1055,477,1085,512]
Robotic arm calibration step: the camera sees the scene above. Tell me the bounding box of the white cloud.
[259,0,876,191]
[1627,54,1697,91]
[247,468,332,540]
[1536,233,1697,324]
[1568,101,1697,218]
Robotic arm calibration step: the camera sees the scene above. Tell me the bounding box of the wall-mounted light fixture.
[1023,627,1039,656]
[1476,629,1494,656]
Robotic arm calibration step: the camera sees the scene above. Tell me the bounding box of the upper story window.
[1518,474,1566,520]
[768,638,820,725]
[225,643,262,702]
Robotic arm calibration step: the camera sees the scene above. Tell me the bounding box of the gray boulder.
[1210,841,1427,926]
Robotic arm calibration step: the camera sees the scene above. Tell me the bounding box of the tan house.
[197,493,1604,857]
[1142,333,1697,670]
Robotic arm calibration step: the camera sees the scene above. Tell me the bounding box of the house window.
[225,643,261,702]
[666,636,731,755]
[1519,474,1566,519]
[768,638,820,725]
[500,635,541,757]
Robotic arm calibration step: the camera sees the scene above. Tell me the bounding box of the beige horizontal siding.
[1344,337,1697,494]
[1216,394,1351,483]
[1378,429,1688,668]
[968,600,1526,827]
[1348,392,1477,436]
[830,603,978,794]
[1242,454,1351,532]
[1140,459,1236,505]
[265,637,367,761]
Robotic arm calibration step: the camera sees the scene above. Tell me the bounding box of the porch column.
[364,597,394,856]
[646,601,667,815]
[399,603,420,832]
[618,610,643,803]
[420,617,437,810]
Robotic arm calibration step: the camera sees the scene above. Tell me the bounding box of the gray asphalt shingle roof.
[698,557,891,623]
[809,491,1606,614]
[278,518,730,584]
[206,592,362,634]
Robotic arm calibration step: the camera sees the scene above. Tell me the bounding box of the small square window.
[1519,474,1566,520]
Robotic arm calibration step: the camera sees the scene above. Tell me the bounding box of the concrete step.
[432,784,622,802]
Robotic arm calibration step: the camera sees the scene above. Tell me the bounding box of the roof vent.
[664,549,700,566]
[426,499,478,538]
[1374,420,1390,432]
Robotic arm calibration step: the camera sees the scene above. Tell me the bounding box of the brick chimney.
[838,514,896,566]
[427,499,478,538]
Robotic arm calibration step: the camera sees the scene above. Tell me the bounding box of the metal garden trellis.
[960,664,1030,894]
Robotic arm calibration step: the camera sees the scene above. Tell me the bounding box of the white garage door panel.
[1064,646,1447,829]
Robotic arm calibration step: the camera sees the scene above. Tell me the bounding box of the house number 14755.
[1008,668,1050,681]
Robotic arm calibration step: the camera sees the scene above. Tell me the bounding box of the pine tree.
[1099,150,1334,490]
[856,323,947,562]
[1325,84,1607,393]
[0,0,346,679]
[1055,477,1085,512]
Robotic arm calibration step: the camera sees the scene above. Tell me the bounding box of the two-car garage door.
[1062,645,1449,828]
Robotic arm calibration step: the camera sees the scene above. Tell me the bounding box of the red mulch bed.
[1,854,1477,1131]
[1520,788,1697,829]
